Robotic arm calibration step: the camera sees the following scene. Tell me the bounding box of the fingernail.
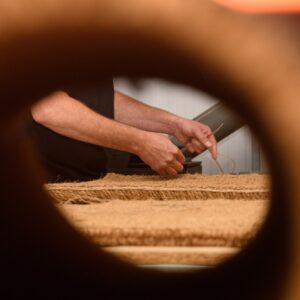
[205,141,212,148]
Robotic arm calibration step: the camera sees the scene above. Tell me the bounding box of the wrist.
[169,116,185,136]
[128,130,149,156]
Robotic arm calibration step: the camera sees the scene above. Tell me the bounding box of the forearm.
[114,91,217,158]
[31,91,146,155]
[114,91,183,135]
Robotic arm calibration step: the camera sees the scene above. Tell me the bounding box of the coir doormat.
[47,173,270,203]
[47,174,270,265]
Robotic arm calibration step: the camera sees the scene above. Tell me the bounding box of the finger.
[191,139,206,153]
[165,167,178,176]
[194,130,212,149]
[154,167,167,176]
[208,134,218,159]
[156,169,166,176]
[175,148,186,164]
[170,160,184,172]
[200,126,217,159]
[201,125,213,136]
[186,142,195,153]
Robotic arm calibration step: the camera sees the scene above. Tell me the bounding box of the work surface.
[47,173,270,266]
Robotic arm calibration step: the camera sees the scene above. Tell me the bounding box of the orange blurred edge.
[213,0,300,13]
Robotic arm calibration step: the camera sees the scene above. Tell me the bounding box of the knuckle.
[166,156,173,164]
[161,162,168,168]
[171,149,178,155]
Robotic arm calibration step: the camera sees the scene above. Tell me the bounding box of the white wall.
[114,78,268,175]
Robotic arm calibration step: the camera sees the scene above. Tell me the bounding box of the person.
[29,78,217,182]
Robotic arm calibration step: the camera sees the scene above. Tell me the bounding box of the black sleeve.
[28,78,114,182]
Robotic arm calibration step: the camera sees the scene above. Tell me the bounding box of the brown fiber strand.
[47,173,270,204]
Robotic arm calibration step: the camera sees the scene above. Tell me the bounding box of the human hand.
[172,117,217,159]
[136,132,185,176]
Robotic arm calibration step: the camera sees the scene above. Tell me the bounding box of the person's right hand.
[136,132,185,176]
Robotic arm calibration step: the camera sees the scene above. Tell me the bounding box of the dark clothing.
[29,79,114,182]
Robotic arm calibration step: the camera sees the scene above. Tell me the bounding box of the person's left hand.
[173,118,217,159]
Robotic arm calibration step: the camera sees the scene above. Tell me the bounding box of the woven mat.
[48,173,270,265]
[47,173,270,203]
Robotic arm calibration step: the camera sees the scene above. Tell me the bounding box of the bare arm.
[114,91,179,134]
[31,91,185,175]
[31,91,145,154]
[114,91,217,158]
